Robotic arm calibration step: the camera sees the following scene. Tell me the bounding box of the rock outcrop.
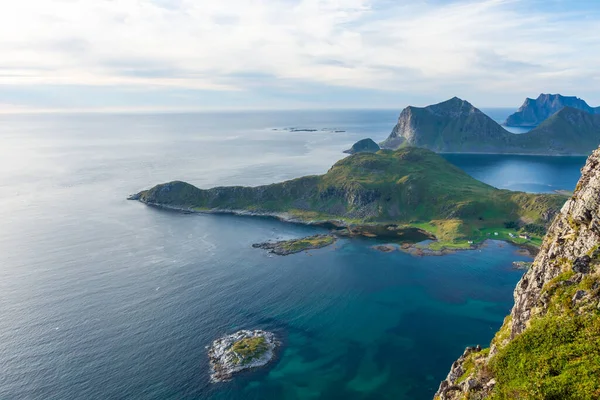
[208,330,278,382]
[434,147,600,399]
[505,93,600,127]
[380,97,600,155]
[343,138,380,154]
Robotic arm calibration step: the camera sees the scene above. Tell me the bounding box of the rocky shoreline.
[208,330,278,383]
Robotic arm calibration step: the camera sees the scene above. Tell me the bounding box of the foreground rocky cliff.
[435,147,600,400]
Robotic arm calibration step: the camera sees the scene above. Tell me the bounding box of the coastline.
[131,198,542,255]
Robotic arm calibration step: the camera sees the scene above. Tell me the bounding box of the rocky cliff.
[505,93,600,127]
[381,98,600,155]
[435,147,600,400]
[380,97,512,153]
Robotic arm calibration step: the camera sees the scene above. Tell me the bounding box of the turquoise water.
[0,111,586,399]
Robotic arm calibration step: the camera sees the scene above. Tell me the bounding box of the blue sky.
[1,0,600,112]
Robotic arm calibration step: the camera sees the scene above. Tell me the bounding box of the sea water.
[0,110,586,399]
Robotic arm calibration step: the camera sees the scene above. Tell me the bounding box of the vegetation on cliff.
[134,147,566,246]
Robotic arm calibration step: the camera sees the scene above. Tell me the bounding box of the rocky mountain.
[505,93,600,127]
[435,147,600,400]
[380,98,600,155]
[131,147,565,245]
[343,138,380,154]
[380,97,511,153]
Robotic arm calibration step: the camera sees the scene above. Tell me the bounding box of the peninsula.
[380,97,600,155]
[130,147,567,250]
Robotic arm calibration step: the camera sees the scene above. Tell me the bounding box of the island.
[129,147,567,251]
[380,97,600,155]
[253,234,336,255]
[505,93,600,127]
[343,138,380,154]
[208,330,278,383]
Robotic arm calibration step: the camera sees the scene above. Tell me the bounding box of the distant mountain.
[380,97,511,153]
[343,138,380,154]
[380,97,600,155]
[505,93,600,127]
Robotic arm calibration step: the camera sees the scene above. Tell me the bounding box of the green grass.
[489,315,600,399]
[230,337,269,365]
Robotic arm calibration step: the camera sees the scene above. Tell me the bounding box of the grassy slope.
[137,147,567,245]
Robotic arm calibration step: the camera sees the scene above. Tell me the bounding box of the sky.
[1,0,600,112]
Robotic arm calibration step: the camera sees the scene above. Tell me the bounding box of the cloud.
[0,0,599,109]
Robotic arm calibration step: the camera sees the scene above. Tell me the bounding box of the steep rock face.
[380,97,512,153]
[505,93,600,127]
[509,148,600,336]
[434,147,600,400]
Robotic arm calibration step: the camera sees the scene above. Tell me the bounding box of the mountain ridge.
[505,93,600,127]
[381,98,600,155]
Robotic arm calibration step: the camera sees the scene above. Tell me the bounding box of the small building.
[519,234,531,240]
[509,233,516,238]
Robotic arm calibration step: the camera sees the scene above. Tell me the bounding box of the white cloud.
[1,0,599,107]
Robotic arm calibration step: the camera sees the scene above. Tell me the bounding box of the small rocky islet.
[208,330,278,383]
[253,234,337,255]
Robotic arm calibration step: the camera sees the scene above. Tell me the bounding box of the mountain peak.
[424,97,479,118]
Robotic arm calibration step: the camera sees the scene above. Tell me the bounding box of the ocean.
[0,109,587,399]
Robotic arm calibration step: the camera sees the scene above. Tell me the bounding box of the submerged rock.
[208,330,278,383]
